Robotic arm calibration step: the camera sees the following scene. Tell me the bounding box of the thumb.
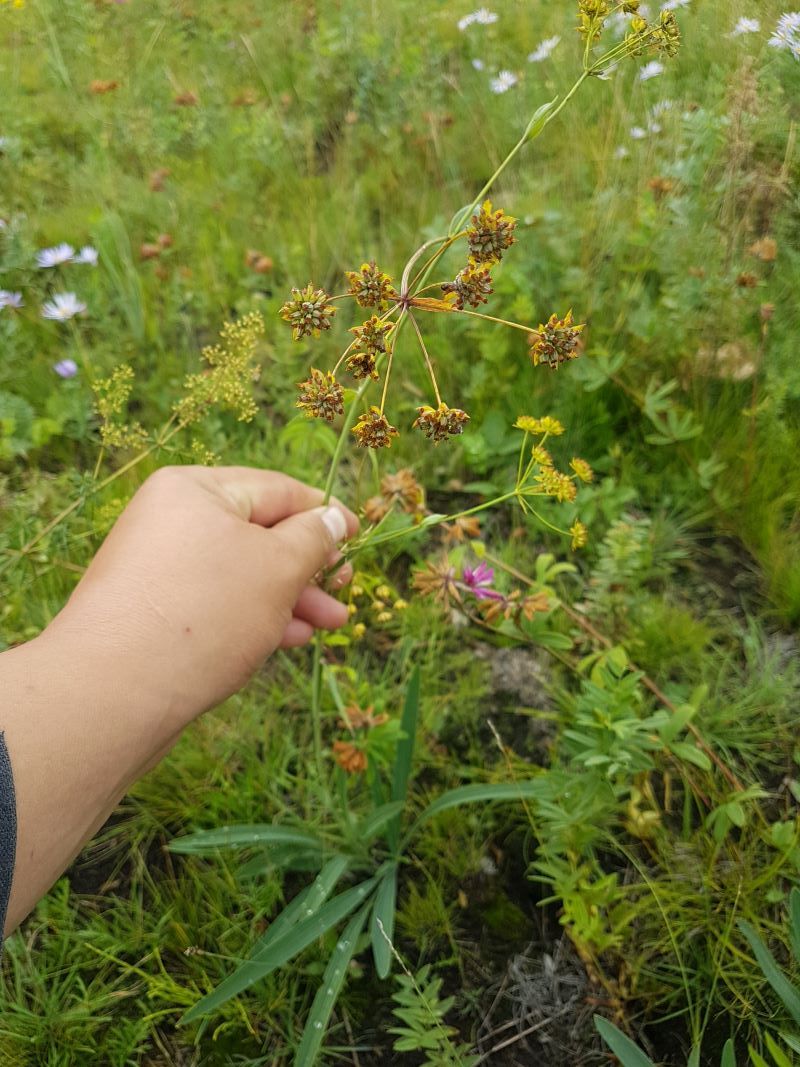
[269,504,350,597]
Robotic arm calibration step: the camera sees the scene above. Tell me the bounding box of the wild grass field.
[1,0,800,1064]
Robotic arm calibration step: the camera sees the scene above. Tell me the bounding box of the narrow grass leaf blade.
[779,1032,800,1055]
[388,667,420,851]
[790,887,800,962]
[170,824,321,854]
[370,865,398,980]
[358,802,404,844]
[408,781,543,840]
[294,903,370,1067]
[765,1033,793,1067]
[180,856,351,1023]
[594,1017,656,1067]
[748,1048,769,1067]
[739,921,800,1027]
[721,1038,736,1067]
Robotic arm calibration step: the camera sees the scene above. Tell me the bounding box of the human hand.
[46,465,359,725]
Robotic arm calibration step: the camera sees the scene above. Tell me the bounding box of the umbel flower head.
[174,312,264,425]
[352,407,399,449]
[296,368,344,421]
[467,200,517,265]
[529,310,585,369]
[280,283,336,340]
[413,402,470,443]
[346,315,393,381]
[442,266,493,309]
[345,261,396,309]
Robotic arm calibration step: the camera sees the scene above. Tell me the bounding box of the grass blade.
[594,1016,655,1067]
[406,781,543,842]
[790,887,800,963]
[721,1038,736,1067]
[739,920,800,1027]
[180,855,351,1022]
[370,865,398,980]
[169,824,321,854]
[358,802,405,844]
[387,667,420,852]
[294,903,371,1067]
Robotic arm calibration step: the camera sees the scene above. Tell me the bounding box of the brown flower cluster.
[413,402,470,443]
[296,368,344,421]
[333,703,390,774]
[441,266,494,310]
[280,283,337,340]
[347,315,394,381]
[364,469,426,524]
[345,261,396,309]
[529,311,585,369]
[352,406,399,449]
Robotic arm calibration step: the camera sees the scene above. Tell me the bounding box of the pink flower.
[461,562,502,600]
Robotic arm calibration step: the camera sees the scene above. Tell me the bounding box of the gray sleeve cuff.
[0,732,17,949]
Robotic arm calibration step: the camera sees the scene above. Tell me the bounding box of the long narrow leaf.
[765,1033,793,1067]
[294,903,371,1067]
[180,855,351,1023]
[387,667,420,851]
[594,1016,655,1067]
[790,887,800,963]
[370,865,398,980]
[170,824,321,854]
[358,802,405,845]
[721,1039,736,1067]
[739,921,800,1027]
[406,781,544,842]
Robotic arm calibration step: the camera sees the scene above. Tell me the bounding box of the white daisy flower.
[41,292,87,321]
[0,290,23,310]
[614,145,630,159]
[661,0,690,10]
[73,245,99,266]
[36,243,75,268]
[489,70,518,93]
[730,17,761,36]
[638,60,665,81]
[769,12,800,57]
[630,126,648,139]
[458,8,498,31]
[472,57,485,70]
[528,35,561,62]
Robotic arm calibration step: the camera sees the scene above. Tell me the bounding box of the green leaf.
[688,1046,701,1067]
[388,667,420,851]
[765,1033,793,1067]
[789,887,800,963]
[779,1032,800,1055]
[407,781,543,841]
[721,1039,736,1067]
[169,824,321,854]
[236,846,323,879]
[524,97,559,140]
[358,802,405,845]
[670,741,712,772]
[594,1016,656,1067]
[371,865,398,980]
[748,1048,769,1067]
[739,920,800,1026]
[179,855,352,1023]
[293,902,370,1067]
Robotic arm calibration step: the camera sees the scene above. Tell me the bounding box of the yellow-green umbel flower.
[467,201,516,266]
[352,407,399,449]
[529,310,585,369]
[441,266,493,310]
[280,283,336,340]
[345,261,396,309]
[412,402,470,443]
[296,368,344,421]
[655,10,680,56]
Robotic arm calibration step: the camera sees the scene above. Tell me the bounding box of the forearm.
[0,628,185,936]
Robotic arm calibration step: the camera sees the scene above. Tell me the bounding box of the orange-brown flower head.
[412,558,459,609]
[346,315,393,381]
[413,402,470,443]
[530,311,585,369]
[296,368,344,421]
[381,469,426,516]
[280,283,336,340]
[352,407,400,449]
[343,704,389,731]
[345,261,397,309]
[467,201,516,266]
[442,266,493,310]
[332,740,367,774]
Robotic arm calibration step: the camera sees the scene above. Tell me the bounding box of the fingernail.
[318,505,347,544]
